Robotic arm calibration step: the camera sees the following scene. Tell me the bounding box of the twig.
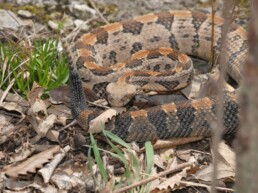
[209,0,215,70]
[113,162,194,193]
[211,1,235,193]
[180,180,235,192]
[88,0,109,25]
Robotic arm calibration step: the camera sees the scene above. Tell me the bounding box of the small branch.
[113,162,194,193]
[88,0,110,25]
[209,0,215,70]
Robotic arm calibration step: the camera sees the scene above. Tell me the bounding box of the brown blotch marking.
[192,11,208,22]
[130,110,148,118]
[74,40,86,50]
[170,10,192,18]
[103,22,123,33]
[158,47,174,55]
[235,27,247,39]
[118,71,152,82]
[122,19,144,35]
[131,50,149,59]
[155,12,174,30]
[178,54,190,64]
[161,103,177,113]
[191,97,213,110]
[83,56,97,63]
[78,110,95,130]
[84,61,99,69]
[78,49,91,57]
[147,50,163,59]
[110,62,126,70]
[135,13,158,23]
[91,27,109,45]
[207,14,224,26]
[91,67,114,76]
[125,58,144,69]
[81,33,97,45]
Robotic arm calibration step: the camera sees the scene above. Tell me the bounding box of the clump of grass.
[88,130,154,192]
[0,39,69,98]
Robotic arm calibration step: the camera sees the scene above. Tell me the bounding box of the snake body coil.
[67,10,247,142]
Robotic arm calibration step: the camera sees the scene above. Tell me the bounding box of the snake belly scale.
[67,10,247,143]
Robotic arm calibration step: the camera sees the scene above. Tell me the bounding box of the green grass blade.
[90,133,108,183]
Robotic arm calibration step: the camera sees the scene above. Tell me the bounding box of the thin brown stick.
[113,162,194,193]
[209,0,215,70]
[211,1,235,193]
[88,0,110,25]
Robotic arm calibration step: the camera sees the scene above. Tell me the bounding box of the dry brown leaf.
[0,102,25,119]
[27,83,44,105]
[4,145,61,178]
[10,144,35,163]
[89,107,126,133]
[153,155,165,169]
[46,130,60,142]
[213,141,236,171]
[36,114,57,137]
[194,161,235,182]
[153,157,196,191]
[28,99,48,116]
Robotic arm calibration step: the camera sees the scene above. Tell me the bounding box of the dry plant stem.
[88,0,110,25]
[236,1,258,192]
[209,0,215,69]
[211,1,234,192]
[113,162,194,193]
[180,180,234,192]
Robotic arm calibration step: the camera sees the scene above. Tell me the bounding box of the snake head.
[106,82,137,107]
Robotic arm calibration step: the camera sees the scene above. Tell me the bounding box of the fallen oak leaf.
[89,107,126,133]
[4,145,61,178]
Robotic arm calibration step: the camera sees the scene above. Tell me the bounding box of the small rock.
[17,10,33,19]
[0,9,24,30]
[48,20,59,30]
[74,19,90,31]
[69,3,96,19]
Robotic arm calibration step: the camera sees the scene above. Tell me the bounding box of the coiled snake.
[67,10,247,143]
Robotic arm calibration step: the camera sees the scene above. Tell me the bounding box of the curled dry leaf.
[36,114,57,137]
[28,99,48,116]
[4,145,61,178]
[89,107,126,133]
[0,102,25,119]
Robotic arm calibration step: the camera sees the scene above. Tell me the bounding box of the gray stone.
[17,10,33,18]
[0,9,24,31]
[69,3,96,19]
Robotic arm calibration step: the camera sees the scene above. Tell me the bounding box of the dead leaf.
[4,145,61,178]
[27,83,44,105]
[49,85,71,105]
[0,102,25,119]
[213,141,236,171]
[153,157,196,191]
[89,107,126,133]
[194,161,235,182]
[36,114,57,137]
[46,130,60,142]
